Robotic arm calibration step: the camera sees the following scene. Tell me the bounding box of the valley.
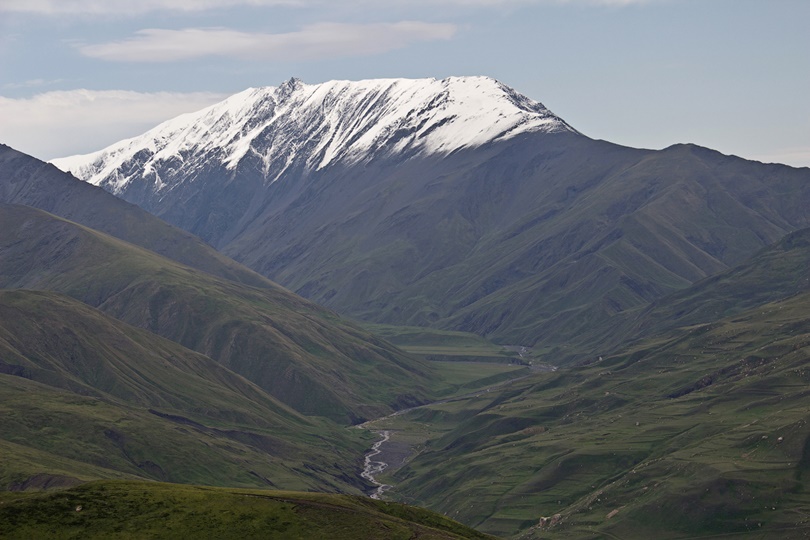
[1,74,809,539]
[358,363,546,502]
[356,229,810,537]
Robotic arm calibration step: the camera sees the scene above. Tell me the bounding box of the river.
[360,430,392,499]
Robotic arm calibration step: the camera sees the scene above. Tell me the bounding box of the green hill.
[366,228,810,538]
[0,203,431,423]
[0,144,269,288]
[0,289,369,492]
[0,481,496,539]
[553,226,810,364]
[621,225,810,343]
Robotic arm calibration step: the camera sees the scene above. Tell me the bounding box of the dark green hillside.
[366,231,810,537]
[0,289,305,426]
[0,204,431,423]
[621,225,810,343]
[541,225,810,365]
[439,143,810,349]
[0,144,269,288]
[0,376,361,493]
[0,290,366,492]
[221,138,810,350]
[0,481,497,539]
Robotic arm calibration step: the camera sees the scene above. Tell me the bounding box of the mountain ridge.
[47,77,810,350]
[53,76,575,193]
[0,144,271,289]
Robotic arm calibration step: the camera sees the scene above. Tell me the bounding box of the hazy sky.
[1,0,808,167]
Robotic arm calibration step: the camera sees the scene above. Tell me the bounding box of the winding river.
[360,430,392,499]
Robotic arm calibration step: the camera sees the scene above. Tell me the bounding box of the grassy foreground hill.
[0,203,431,423]
[0,481,496,539]
[367,229,810,538]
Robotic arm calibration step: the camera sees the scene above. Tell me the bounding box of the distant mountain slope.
[616,225,810,348]
[0,289,301,425]
[53,78,810,349]
[0,290,366,492]
[375,226,810,538]
[0,204,431,423]
[445,143,808,336]
[0,144,268,289]
[53,76,574,194]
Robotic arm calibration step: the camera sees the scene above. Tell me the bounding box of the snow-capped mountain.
[49,75,810,349]
[53,76,574,194]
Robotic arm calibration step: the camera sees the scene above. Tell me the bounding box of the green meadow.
[372,289,810,538]
[0,481,496,539]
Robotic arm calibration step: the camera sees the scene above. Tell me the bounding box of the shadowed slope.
[621,225,810,343]
[0,290,367,492]
[0,204,431,423]
[0,144,269,288]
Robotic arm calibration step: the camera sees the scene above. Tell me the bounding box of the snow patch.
[51,76,576,194]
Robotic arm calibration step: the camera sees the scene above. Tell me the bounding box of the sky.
[0,0,808,167]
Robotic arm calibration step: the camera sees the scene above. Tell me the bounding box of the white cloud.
[0,89,226,160]
[2,78,66,90]
[0,0,303,15]
[414,0,654,3]
[1,0,660,15]
[78,22,457,62]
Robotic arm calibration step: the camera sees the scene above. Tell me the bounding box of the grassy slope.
[0,481,497,540]
[0,290,302,426]
[0,376,363,493]
[380,293,810,538]
[370,230,810,538]
[619,226,810,346]
[0,290,368,492]
[0,144,270,289]
[428,362,530,398]
[223,136,810,351]
[439,144,810,350]
[0,204,432,423]
[360,324,533,398]
[538,226,810,366]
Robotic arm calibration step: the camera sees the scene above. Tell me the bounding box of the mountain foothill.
[1,76,809,538]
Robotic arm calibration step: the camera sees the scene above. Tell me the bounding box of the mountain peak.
[52,76,576,193]
[277,76,304,98]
